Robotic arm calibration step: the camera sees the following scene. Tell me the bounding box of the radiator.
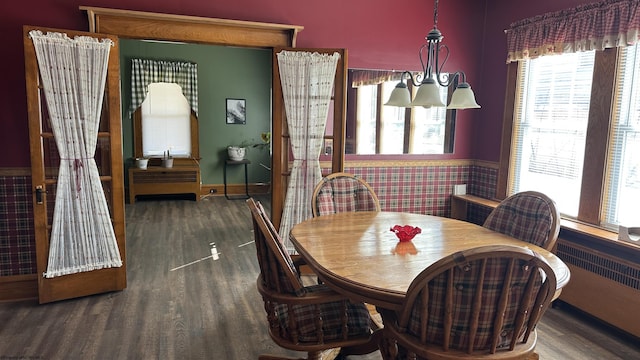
[556,239,640,338]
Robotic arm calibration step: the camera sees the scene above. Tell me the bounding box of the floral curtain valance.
[506,0,640,63]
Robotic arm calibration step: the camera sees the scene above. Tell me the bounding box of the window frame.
[349,80,456,155]
[498,48,619,226]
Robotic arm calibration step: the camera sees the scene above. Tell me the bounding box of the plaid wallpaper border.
[0,175,36,276]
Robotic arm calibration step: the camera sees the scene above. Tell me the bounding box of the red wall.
[1,0,486,167]
[473,0,597,162]
[1,0,596,167]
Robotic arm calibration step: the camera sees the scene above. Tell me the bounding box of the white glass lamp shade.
[447,82,481,109]
[410,78,445,107]
[384,82,411,107]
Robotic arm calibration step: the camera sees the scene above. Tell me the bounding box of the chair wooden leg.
[316,348,341,360]
[525,352,540,360]
[340,330,382,357]
[258,348,330,360]
[378,333,397,360]
[367,303,384,330]
[258,349,342,360]
[258,349,340,360]
[259,355,305,360]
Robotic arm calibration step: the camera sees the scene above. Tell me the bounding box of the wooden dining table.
[290,211,570,311]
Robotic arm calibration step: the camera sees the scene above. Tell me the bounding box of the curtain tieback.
[61,157,91,196]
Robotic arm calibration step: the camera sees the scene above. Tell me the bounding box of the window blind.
[410,82,447,155]
[509,51,595,217]
[380,82,406,154]
[603,45,640,228]
[356,85,377,154]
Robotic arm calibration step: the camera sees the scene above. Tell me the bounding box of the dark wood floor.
[1,195,639,359]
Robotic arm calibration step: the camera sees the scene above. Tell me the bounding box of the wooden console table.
[128,160,201,203]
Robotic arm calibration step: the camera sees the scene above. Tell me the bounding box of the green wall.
[119,39,272,185]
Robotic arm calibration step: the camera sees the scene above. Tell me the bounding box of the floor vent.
[556,241,640,291]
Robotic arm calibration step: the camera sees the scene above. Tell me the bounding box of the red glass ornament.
[390,225,421,242]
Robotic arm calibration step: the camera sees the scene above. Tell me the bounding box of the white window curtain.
[276,51,340,252]
[130,59,198,118]
[29,30,122,278]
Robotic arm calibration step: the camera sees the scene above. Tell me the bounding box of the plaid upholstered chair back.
[247,198,304,295]
[380,245,557,360]
[311,172,381,217]
[483,191,560,251]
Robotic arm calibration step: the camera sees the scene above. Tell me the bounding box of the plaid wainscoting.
[467,164,499,225]
[347,165,468,216]
[0,162,498,278]
[344,161,498,217]
[469,164,497,199]
[0,174,36,276]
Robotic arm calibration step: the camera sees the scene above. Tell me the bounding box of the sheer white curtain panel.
[29,30,122,278]
[276,50,340,252]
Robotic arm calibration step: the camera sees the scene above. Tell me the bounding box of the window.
[603,45,640,228]
[412,98,449,154]
[510,51,595,217]
[355,85,376,154]
[352,78,448,155]
[141,82,192,158]
[506,46,640,230]
[380,81,407,154]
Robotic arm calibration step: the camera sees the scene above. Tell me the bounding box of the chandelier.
[385,0,480,109]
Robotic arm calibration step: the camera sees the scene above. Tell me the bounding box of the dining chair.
[311,172,384,329]
[378,245,557,360]
[482,191,560,251]
[247,198,378,360]
[311,172,381,217]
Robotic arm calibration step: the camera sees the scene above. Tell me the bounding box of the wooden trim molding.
[577,48,617,224]
[80,6,303,48]
[472,159,499,169]
[0,274,38,302]
[497,62,518,200]
[341,158,496,168]
[0,167,31,176]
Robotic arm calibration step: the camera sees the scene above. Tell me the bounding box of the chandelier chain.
[433,0,439,29]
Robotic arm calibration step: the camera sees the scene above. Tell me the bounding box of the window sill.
[559,219,640,252]
[450,194,640,252]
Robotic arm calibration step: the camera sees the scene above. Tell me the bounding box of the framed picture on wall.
[226,98,246,124]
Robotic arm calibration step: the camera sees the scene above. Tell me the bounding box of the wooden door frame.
[270,47,347,228]
[80,7,306,229]
[81,7,349,230]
